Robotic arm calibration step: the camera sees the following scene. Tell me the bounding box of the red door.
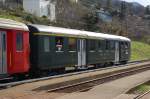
[9,30,29,74]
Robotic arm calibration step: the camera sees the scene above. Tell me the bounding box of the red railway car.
[0,18,30,79]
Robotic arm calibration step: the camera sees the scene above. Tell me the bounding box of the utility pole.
[120,0,128,36]
[106,0,112,11]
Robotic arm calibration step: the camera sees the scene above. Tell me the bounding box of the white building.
[23,0,56,21]
[70,0,78,3]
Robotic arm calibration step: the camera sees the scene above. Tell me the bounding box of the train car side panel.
[29,33,78,71]
[87,39,100,65]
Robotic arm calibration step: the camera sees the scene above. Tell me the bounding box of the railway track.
[0,60,149,89]
[134,90,150,99]
[47,62,150,93]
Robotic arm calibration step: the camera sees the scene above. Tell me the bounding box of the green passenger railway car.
[28,24,131,75]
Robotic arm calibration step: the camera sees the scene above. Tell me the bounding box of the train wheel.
[12,74,27,81]
[110,62,114,66]
[29,68,42,78]
[120,61,127,64]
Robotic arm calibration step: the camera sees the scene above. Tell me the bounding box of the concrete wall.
[23,0,41,16]
[49,2,56,21]
[23,0,56,21]
[39,0,50,17]
[23,0,54,19]
[23,0,81,22]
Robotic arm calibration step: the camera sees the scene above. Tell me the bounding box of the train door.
[0,31,7,75]
[8,31,30,74]
[115,41,119,63]
[14,32,24,71]
[77,39,86,68]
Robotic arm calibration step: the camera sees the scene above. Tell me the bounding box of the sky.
[124,0,150,6]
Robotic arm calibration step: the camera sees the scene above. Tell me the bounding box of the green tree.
[82,12,99,31]
[145,5,150,15]
[95,2,102,10]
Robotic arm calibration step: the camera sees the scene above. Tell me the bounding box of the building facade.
[23,0,56,21]
[23,0,80,22]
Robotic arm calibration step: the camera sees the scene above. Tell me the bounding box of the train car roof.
[83,31,130,41]
[28,24,88,38]
[0,18,29,31]
[28,24,131,42]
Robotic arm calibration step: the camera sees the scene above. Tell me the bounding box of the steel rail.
[134,90,150,99]
[47,64,150,93]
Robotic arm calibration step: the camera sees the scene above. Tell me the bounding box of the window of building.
[44,37,50,52]
[68,38,76,51]
[16,33,23,51]
[89,40,96,51]
[55,37,64,51]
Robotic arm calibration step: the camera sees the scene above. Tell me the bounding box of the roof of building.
[0,18,29,31]
[29,24,131,42]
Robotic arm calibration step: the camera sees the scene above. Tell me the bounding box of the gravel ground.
[0,62,149,99]
[55,70,150,99]
[140,93,150,99]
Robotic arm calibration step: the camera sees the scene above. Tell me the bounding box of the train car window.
[121,42,124,48]
[44,37,50,52]
[106,40,110,50]
[89,40,96,51]
[98,40,102,50]
[2,33,6,51]
[125,42,128,48]
[16,33,23,51]
[68,38,76,51]
[55,37,64,51]
[110,41,115,49]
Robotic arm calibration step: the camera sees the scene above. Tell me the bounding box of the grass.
[135,85,150,93]
[0,9,50,25]
[131,41,150,61]
[128,81,150,94]
[0,14,24,22]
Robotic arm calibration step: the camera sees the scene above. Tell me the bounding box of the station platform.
[140,93,150,99]
[56,70,150,99]
[0,62,150,99]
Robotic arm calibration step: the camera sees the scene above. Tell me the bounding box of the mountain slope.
[80,0,145,15]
